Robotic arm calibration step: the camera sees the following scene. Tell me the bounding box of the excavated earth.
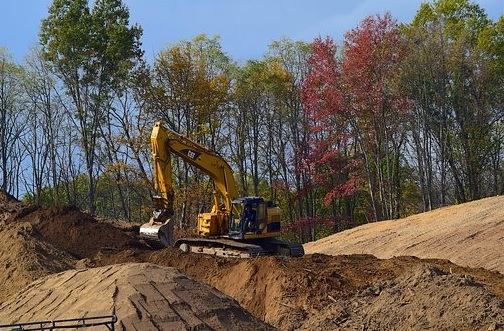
[0,190,504,330]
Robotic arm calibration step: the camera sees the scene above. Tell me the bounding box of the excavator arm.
[150,123,175,222]
[140,121,239,247]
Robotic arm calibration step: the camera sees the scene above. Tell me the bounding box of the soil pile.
[0,221,75,302]
[0,189,33,222]
[304,195,504,273]
[1,190,504,330]
[7,204,145,260]
[196,254,504,330]
[357,262,504,331]
[0,263,275,331]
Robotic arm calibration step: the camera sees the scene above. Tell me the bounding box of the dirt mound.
[0,190,18,204]
[90,249,504,330]
[0,221,76,302]
[304,195,504,273]
[357,263,504,331]
[9,205,146,259]
[0,190,31,222]
[201,255,504,330]
[0,263,275,331]
[288,259,504,331]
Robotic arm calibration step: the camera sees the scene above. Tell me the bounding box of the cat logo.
[183,149,200,160]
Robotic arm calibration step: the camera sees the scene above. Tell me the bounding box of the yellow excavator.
[139,121,304,257]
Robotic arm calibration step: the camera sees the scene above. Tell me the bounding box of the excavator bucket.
[139,218,174,249]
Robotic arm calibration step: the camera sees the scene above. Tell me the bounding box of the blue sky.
[1,0,502,63]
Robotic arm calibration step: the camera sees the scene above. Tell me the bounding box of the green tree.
[266,38,313,237]
[39,0,143,213]
[232,60,270,197]
[403,0,502,204]
[231,58,295,201]
[148,34,232,228]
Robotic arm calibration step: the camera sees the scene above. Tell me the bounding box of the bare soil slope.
[304,195,504,273]
[1,192,504,330]
[0,263,274,331]
[0,222,75,302]
[9,204,143,259]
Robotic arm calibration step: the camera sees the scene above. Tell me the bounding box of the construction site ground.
[0,190,504,330]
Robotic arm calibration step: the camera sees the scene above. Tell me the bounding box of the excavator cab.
[228,197,278,240]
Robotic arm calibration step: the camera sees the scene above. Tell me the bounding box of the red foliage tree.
[341,13,410,221]
[295,14,411,241]
[295,36,358,240]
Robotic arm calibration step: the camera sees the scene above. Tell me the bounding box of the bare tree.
[21,48,69,204]
[0,50,26,196]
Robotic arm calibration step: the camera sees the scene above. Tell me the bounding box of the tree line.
[0,0,502,243]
